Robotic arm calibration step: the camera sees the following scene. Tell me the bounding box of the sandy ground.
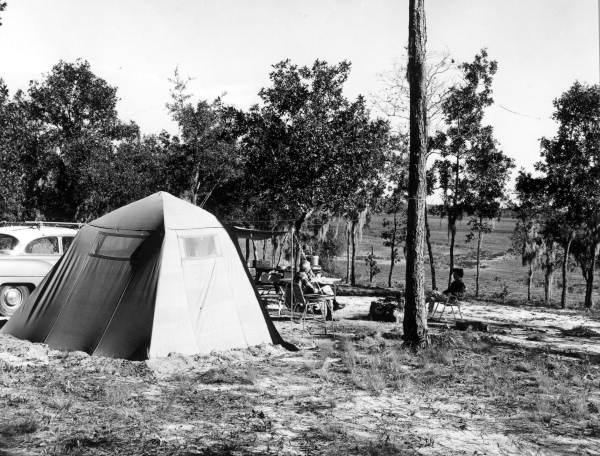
[1,297,599,455]
[337,296,600,358]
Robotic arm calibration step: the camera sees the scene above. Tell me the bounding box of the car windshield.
[0,234,19,253]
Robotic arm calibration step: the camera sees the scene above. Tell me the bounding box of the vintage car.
[0,223,79,316]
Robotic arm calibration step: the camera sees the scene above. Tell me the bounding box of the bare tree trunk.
[294,212,308,233]
[561,237,572,309]
[448,219,457,287]
[293,211,310,271]
[245,238,250,264]
[345,224,350,283]
[350,220,357,286]
[252,240,258,262]
[369,246,375,285]
[544,243,555,305]
[475,219,482,297]
[271,237,278,266]
[527,263,533,302]
[544,270,553,304]
[448,148,461,287]
[424,206,437,290]
[388,211,397,288]
[584,244,597,309]
[191,169,201,205]
[403,0,429,348]
[584,270,595,309]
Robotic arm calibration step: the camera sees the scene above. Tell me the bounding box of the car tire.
[0,285,30,317]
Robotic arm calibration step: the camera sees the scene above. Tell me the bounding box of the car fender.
[0,258,52,287]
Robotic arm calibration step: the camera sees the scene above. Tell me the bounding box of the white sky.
[0,0,598,172]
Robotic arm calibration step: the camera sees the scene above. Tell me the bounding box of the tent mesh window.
[179,234,221,259]
[92,233,146,260]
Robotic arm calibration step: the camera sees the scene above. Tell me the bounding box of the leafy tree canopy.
[241,59,390,228]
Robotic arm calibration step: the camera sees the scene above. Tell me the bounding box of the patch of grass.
[43,393,73,411]
[4,393,28,407]
[196,365,256,385]
[103,384,132,406]
[0,417,38,436]
[419,345,454,366]
[56,428,118,454]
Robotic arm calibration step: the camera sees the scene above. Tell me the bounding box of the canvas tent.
[1,192,285,360]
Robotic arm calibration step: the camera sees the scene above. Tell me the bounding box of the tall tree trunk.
[527,263,533,302]
[369,245,374,285]
[448,218,457,287]
[544,243,555,305]
[584,273,594,309]
[584,243,597,309]
[388,211,398,288]
[252,240,258,262]
[191,169,201,205]
[560,237,573,309]
[271,237,278,266]
[293,211,311,270]
[245,238,250,264]
[294,212,309,233]
[448,116,461,287]
[424,206,437,290]
[544,269,553,304]
[350,220,357,286]
[475,223,482,297]
[345,224,350,283]
[403,0,429,348]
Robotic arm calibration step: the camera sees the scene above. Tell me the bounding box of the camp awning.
[227,226,288,241]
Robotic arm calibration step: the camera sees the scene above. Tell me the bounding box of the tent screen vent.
[179,235,220,259]
[92,233,146,260]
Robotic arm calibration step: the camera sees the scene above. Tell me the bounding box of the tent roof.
[91,192,222,231]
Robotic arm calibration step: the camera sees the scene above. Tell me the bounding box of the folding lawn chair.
[429,294,464,322]
[283,282,335,335]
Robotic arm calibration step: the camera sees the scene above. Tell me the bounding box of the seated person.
[427,268,466,313]
[297,260,344,311]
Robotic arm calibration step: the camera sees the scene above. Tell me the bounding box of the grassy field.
[333,215,598,309]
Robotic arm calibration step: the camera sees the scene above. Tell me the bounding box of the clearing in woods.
[1,215,600,455]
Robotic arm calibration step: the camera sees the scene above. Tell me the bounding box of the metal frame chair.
[284,282,335,335]
[429,294,464,321]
